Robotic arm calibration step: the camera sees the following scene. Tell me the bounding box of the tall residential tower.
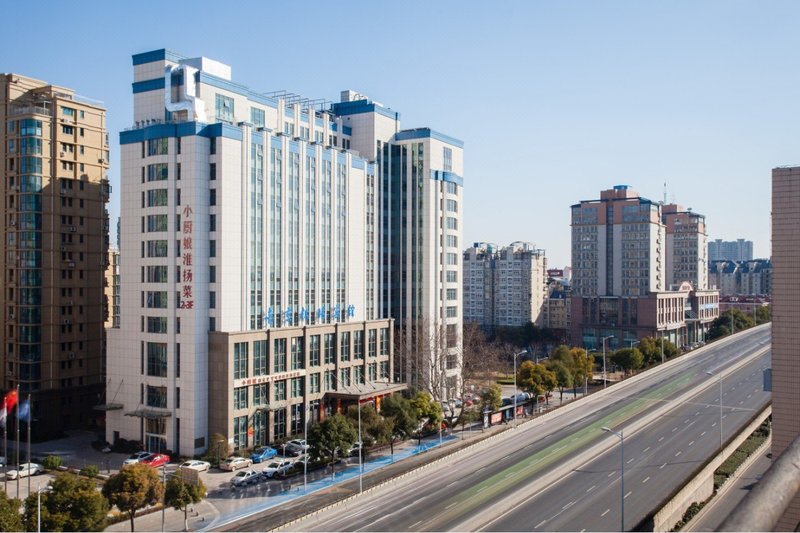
[1,74,110,437]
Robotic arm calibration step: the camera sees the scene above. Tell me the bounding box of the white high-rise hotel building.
[106,49,463,455]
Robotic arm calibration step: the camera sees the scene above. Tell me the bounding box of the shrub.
[42,456,63,470]
[80,465,99,478]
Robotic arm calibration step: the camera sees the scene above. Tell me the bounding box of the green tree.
[102,464,164,532]
[410,391,443,432]
[610,347,644,375]
[164,475,206,532]
[517,361,557,406]
[345,404,393,453]
[707,309,756,341]
[308,413,358,476]
[23,472,109,532]
[549,344,572,364]
[380,394,419,454]
[547,360,573,403]
[570,347,594,395]
[0,491,23,533]
[755,305,771,325]
[480,383,503,412]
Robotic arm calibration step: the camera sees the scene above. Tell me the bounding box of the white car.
[123,451,152,465]
[220,456,252,471]
[230,469,260,487]
[179,460,211,472]
[261,459,293,479]
[6,463,43,480]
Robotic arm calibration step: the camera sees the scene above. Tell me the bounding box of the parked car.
[261,459,293,479]
[230,469,260,487]
[0,456,6,468]
[141,453,170,468]
[220,456,252,471]
[122,451,152,465]
[286,439,309,451]
[6,463,43,480]
[250,446,278,463]
[346,441,363,456]
[179,460,210,472]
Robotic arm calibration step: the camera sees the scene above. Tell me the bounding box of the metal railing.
[719,433,800,531]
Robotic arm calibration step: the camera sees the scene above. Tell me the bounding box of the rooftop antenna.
[663,181,667,205]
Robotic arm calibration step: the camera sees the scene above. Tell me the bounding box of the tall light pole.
[160,464,166,533]
[661,332,665,364]
[601,336,614,389]
[36,483,51,533]
[357,397,363,494]
[512,350,527,428]
[706,370,723,448]
[602,427,624,531]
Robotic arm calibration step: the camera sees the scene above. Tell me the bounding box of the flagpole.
[26,394,31,496]
[3,401,7,494]
[15,386,20,498]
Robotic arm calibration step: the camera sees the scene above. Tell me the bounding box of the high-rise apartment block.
[708,259,772,296]
[1,74,110,437]
[106,50,462,455]
[708,238,753,262]
[770,166,800,529]
[570,186,718,349]
[463,242,547,329]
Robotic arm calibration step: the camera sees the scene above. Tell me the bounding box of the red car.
[141,453,170,468]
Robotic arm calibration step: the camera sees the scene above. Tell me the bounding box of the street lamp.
[602,427,624,532]
[36,483,51,533]
[512,349,528,428]
[601,336,614,389]
[706,370,723,448]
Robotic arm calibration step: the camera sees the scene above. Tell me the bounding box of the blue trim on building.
[198,72,278,108]
[343,126,352,136]
[337,153,347,165]
[252,132,263,144]
[330,99,401,121]
[132,78,166,94]
[285,107,295,119]
[352,159,365,170]
[367,162,376,174]
[307,146,317,157]
[289,140,300,152]
[132,49,187,66]
[330,123,338,132]
[119,122,243,144]
[395,128,464,148]
[314,117,324,127]
[430,170,464,187]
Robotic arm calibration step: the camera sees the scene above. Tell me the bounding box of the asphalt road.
[280,326,771,532]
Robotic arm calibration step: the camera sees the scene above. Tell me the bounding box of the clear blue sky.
[4,0,796,266]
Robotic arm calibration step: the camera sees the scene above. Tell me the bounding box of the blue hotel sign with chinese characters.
[263,304,356,329]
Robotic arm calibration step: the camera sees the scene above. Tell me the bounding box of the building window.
[290,337,304,370]
[233,415,248,450]
[309,335,320,367]
[380,328,389,356]
[273,338,286,373]
[253,340,267,376]
[147,138,169,156]
[446,306,458,318]
[146,342,167,377]
[215,94,235,123]
[339,368,351,387]
[209,188,216,206]
[146,291,168,309]
[324,334,335,364]
[146,189,168,207]
[274,380,286,401]
[272,408,286,440]
[233,387,248,410]
[368,329,377,358]
[146,240,168,258]
[354,330,364,360]
[291,377,304,398]
[339,332,350,362]
[146,385,167,408]
[210,240,216,257]
[447,288,458,300]
[290,404,304,434]
[309,373,320,394]
[147,163,168,182]
[354,365,364,384]
[146,316,167,334]
[324,370,335,391]
[233,342,248,380]
[253,383,267,406]
[446,270,457,283]
[443,147,453,172]
[250,107,265,128]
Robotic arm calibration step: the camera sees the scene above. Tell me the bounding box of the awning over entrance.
[124,408,172,420]
[325,381,407,402]
[93,403,123,411]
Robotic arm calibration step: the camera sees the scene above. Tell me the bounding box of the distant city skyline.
[3,0,795,266]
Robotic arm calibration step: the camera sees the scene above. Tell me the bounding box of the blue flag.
[17,400,30,423]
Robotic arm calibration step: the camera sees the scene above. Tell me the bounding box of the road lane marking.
[712,422,717,427]
[504,472,515,479]
[701,431,707,436]
[689,441,695,446]
[563,501,576,510]
[643,446,650,452]
[643,476,650,483]
[627,458,634,464]
[739,401,744,405]
[410,520,423,528]
[675,451,682,457]
[747,394,752,399]
[672,427,678,432]
[658,436,665,442]
[445,502,458,510]
[536,519,547,528]
[477,486,488,493]
[601,510,610,517]
[608,471,616,477]
[587,485,596,493]
[684,419,690,424]
[660,463,667,469]
[446,481,458,488]
[695,411,701,416]
[625,491,632,499]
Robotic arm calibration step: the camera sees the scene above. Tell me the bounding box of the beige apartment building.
[1,74,110,437]
[771,166,800,529]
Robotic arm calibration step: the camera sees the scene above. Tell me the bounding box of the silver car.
[6,463,43,479]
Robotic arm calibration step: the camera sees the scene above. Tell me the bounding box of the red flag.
[4,390,18,411]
